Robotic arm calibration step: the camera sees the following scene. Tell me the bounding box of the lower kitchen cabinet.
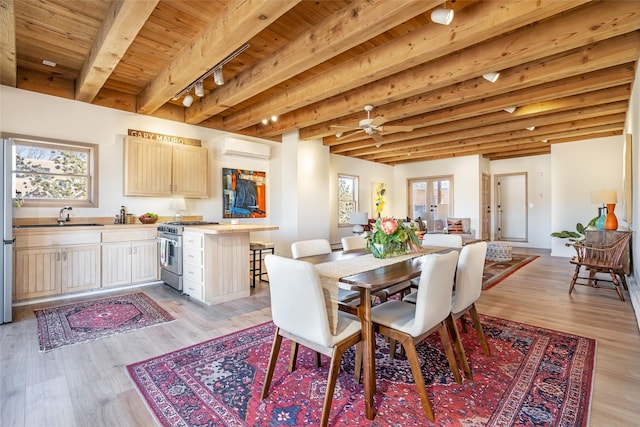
[183,231,205,302]
[102,229,158,287]
[14,242,101,300]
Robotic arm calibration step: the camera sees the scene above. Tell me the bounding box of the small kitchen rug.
[483,254,539,290]
[127,315,595,427]
[35,292,174,352]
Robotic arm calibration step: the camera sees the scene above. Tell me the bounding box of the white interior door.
[495,173,527,241]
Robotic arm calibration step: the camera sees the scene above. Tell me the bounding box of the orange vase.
[604,203,618,230]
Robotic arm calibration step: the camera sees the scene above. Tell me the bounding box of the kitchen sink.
[14,223,104,228]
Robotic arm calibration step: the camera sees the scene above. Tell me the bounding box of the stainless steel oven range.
[157,221,218,292]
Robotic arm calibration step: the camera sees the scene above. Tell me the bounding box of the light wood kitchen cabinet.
[123,136,208,198]
[182,231,204,302]
[13,231,101,301]
[102,229,158,287]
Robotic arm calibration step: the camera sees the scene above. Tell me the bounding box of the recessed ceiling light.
[271,115,278,122]
[261,118,269,125]
[542,139,549,143]
[503,106,516,113]
[42,59,56,67]
[482,72,500,83]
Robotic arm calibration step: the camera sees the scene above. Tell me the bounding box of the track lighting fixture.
[526,126,535,131]
[482,72,500,83]
[182,93,193,107]
[213,67,224,86]
[542,139,549,143]
[194,80,204,97]
[173,43,249,107]
[504,106,516,114]
[261,116,278,125]
[431,6,454,25]
[271,115,278,122]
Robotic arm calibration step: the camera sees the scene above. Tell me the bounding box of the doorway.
[408,176,453,232]
[494,173,528,241]
[481,173,491,241]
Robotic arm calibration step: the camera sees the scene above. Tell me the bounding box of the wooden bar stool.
[250,241,275,287]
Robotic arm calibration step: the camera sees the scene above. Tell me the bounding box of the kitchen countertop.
[183,224,279,234]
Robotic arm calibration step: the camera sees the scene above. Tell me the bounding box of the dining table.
[299,246,449,420]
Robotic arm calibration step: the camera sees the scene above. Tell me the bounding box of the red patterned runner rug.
[127,315,595,426]
[483,254,539,290]
[35,292,174,352]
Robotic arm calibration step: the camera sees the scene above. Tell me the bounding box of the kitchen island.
[181,224,278,305]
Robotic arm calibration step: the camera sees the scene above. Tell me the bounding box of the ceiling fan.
[331,104,414,146]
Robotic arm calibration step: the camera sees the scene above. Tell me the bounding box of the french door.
[408,176,453,232]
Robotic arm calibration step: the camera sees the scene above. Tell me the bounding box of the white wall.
[394,155,482,233]
[0,85,277,232]
[490,155,552,249]
[330,153,394,245]
[626,62,639,280]
[550,136,624,257]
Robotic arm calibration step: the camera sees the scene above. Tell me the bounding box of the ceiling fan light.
[194,80,204,97]
[483,72,500,83]
[431,8,454,25]
[213,67,224,85]
[526,126,536,131]
[182,93,193,107]
[504,106,516,113]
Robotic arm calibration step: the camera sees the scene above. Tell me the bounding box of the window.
[338,174,358,225]
[407,176,453,232]
[7,134,99,207]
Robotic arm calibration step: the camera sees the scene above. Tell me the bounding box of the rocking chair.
[568,232,631,301]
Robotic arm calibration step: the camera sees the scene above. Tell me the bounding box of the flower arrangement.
[365,217,422,259]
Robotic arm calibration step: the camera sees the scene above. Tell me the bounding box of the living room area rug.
[483,254,539,290]
[35,292,174,352]
[127,315,595,427]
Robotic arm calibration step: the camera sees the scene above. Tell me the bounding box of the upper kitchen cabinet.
[124,136,209,198]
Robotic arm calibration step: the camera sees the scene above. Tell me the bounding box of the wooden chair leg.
[609,269,626,301]
[261,329,283,399]
[320,350,342,427]
[469,304,491,356]
[354,342,362,384]
[569,265,581,295]
[401,337,435,422]
[315,351,322,368]
[438,324,462,384]
[389,338,398,359]
[460,313,469,333]
[445,314,472,381]
[618,270,629,290]
[289,341,299,372]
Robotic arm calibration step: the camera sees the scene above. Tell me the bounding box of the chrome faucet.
[58,206,72,224]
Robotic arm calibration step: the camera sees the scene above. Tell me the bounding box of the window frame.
[3,133,99,208]
[337,173,359,227]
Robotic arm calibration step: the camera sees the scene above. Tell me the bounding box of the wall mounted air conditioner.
[222,137,270,159]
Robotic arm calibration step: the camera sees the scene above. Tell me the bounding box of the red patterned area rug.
[483,254,539,290]
[127,315,595,427]
[35,292,174,352]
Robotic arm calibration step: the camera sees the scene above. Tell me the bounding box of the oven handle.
[157,237,180,246]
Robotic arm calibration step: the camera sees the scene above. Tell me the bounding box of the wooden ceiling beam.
[136,0,299,115]
[184,0,439,124]
[222,0,589,132]
[311,31,640,142]
[0,0,16,86]
[375,120,625,164]
[75,0,158,103]
[249,1,638,139]
[334,97,629,156]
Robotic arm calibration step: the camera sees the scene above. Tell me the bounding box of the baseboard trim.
[627,274,640,332]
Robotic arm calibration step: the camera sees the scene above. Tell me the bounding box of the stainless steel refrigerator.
[1,138,13,324]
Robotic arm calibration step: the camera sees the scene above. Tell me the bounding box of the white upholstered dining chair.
[445,241,490,381]
[370,250,461,422]
[292,238,360,304]
[421,233,463,248]
[261,255,362,427]
[341,235,367,251]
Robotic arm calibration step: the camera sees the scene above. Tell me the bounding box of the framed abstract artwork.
[222,168,266,218]
[372,182,387,219]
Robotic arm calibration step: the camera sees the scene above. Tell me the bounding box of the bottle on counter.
[119,206,126,224]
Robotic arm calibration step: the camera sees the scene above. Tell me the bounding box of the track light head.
[183,93,193,107]
[261,118,268,125]
[526,126,535,131]
[194,80,204,97]
[503,106,516,114]
[213,67,224,85]
[431,7,454,25]
[482,72,500,83]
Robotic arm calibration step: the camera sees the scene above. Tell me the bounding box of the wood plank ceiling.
[1,0,638,165]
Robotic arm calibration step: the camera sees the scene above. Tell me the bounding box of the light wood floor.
[1,251,639,426]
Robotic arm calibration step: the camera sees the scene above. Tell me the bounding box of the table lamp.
[349,211,369,234]
[170,197,187,221]
[590,190,606,230]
